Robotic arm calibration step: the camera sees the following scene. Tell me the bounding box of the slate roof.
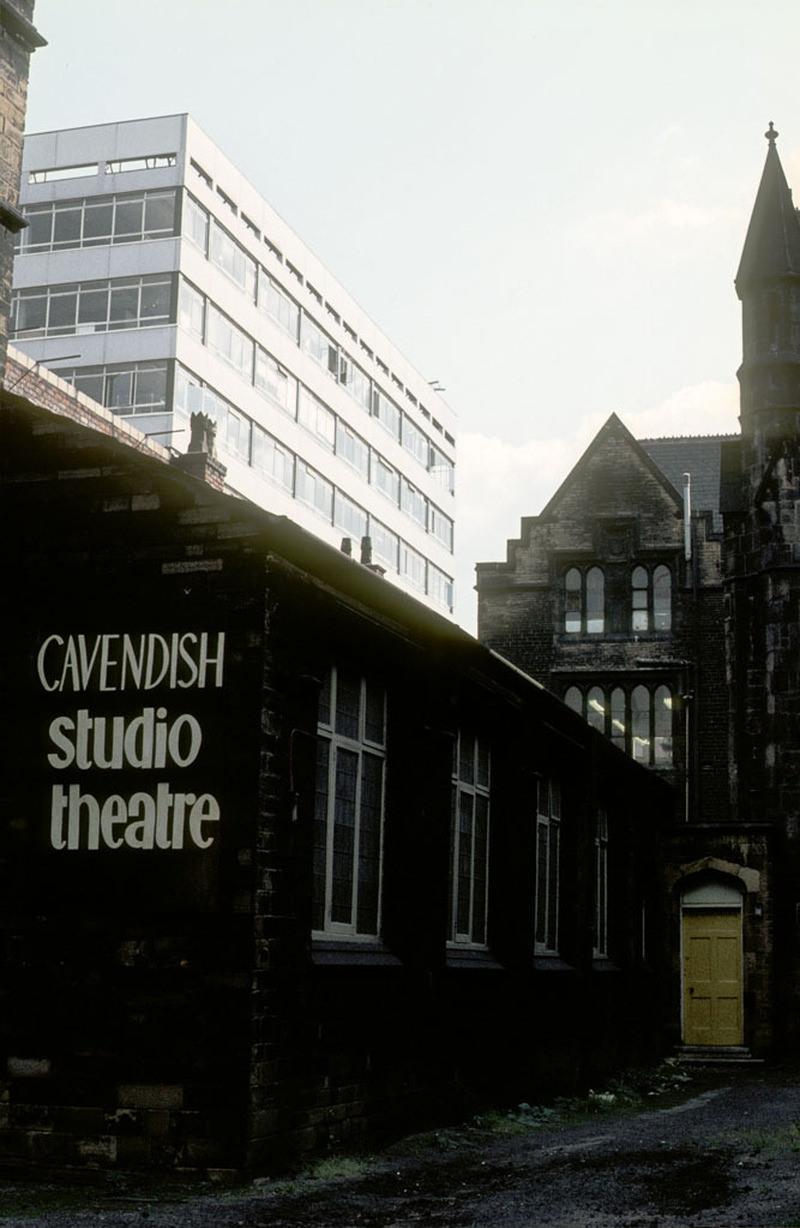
[639,434,737,532]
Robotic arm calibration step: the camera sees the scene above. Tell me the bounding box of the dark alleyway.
[2,1063,800,1227]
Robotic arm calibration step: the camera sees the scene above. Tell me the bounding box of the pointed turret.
[736,123,800,294]
[736,123,800,443]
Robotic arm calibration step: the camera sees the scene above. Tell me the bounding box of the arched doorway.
[681,879,743,1047]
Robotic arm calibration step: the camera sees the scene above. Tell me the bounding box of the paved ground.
[3,1063,800,1226]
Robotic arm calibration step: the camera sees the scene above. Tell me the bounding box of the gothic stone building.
[477,125,800,1059]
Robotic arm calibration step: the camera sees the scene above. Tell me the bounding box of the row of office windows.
[49,355,453,606]
[565,564,672,634]
[173,367,454,611]
[185,156,456,449]
[179,275,454,493]
[183,193,455,485]
[15,188,178,251]
[8,276,453,560]
[57,360,168,415]
[14,188,456,491]
[176,283,455,545]
[564,684,673,767]
[313,668,608,958]
[10,274,172,337]
[173,364,454,570]
[26,153,177,184]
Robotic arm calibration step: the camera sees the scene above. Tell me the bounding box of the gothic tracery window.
[565,566,605,634]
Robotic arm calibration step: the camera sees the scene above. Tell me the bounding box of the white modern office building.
[10,115,457,614]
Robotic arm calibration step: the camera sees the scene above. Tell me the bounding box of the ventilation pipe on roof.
[683,473,692,562]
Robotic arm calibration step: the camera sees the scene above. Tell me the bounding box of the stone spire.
[735,122,800,294]
[736,123,800,435]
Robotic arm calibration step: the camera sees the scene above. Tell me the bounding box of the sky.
[22,0,800,630]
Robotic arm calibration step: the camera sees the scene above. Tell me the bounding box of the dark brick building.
[476,125,800,1060]
[0,3,675,1174]
[0,368,672,1172]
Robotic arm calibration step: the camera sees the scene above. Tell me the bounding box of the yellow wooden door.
[682,910,743,1046]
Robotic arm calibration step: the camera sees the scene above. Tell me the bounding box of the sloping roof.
[639,434,736,532]
[538,413,685,520]
[736,126,800,292]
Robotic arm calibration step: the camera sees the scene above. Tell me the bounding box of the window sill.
[445,946,504,970]
[533,955,574,972]
[311,939,401,968]
[557,631,673,644]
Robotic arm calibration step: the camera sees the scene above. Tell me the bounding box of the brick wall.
[0,2,43,374]
[0,394,672,1174]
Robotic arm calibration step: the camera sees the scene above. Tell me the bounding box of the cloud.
[453,381,740,632]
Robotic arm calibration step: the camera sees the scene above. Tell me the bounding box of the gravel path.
[2,1063,800,1226]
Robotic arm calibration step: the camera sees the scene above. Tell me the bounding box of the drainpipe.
[683,473,694,824]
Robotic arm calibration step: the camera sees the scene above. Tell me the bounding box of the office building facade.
[10,114,457,614]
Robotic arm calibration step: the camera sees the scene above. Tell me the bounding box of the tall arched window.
[565,568,582,634]
[562,683,673,766]
[587,686,606,733]
[653,566,671,630]
[565,567,605,634]
[564,686,583,714]
[631,564,671,631]
[610,688,626,752]
[654,685,673,764]
[631,566,648,631]
[631,685,651,764]
[586,568,605,633]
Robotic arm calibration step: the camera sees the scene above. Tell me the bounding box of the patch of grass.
[470,1059,697,1135]
[716,1122,800,1158]
[308,1155,370,1181]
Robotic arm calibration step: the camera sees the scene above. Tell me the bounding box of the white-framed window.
[399,541,426,593]
[312,667,387,939]
[206,302,254,381]
[255,346,296,415]
[209,217,257,300]
[401,413,429,467]
[400,477,428,530]
[368,518,399,574]
[429,503,454,552]
[372,386,401,441]
[429,443,455,494]
[296,460,334,521]
[335,419,369,479]
[593,808,609,958]
[252,425,294,494]
[535,776,561,954]
[449,731,490,946]
[301,312,338,374]
[298,386,336,451]
[428,564,454,613]
[258,270,300,340]
[334,490,368,541]
[373,453,400,505]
